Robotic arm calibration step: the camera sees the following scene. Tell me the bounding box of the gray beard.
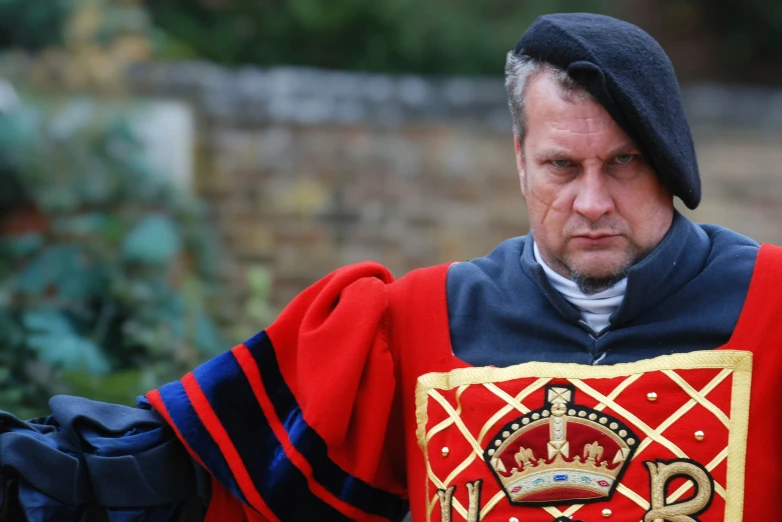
[570,270,628,295]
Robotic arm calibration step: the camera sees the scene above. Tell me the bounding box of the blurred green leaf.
[0,106,41,170]
[3,233,44,258]
[0,311,24,348]
[23,308,110,374]
[28,332,110,375]
[0,388,25,407]
[52,213,109,236]
[0,366,12,384]
[59,369,152,406]
[0,0,70,51]
[15,244,102,300]
[247,266,272,298]
[195,313,223,357]
[15,247,69,296]
[23,308,73,334]
[121,214,181,265]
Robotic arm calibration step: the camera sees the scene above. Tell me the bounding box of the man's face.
[516,71,674,293]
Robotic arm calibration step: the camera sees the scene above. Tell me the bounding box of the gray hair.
[505,52,593,143]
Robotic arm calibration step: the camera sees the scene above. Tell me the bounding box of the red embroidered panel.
[415,351,751,521]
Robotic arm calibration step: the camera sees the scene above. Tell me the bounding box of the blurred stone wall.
[124,65,782,309]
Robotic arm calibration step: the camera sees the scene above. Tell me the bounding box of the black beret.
[515,13,701,209]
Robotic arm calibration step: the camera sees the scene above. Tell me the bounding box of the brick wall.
[204,124,525,306]
[126,64,782,309]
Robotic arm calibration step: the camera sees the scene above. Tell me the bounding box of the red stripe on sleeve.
[146,388,208,470]
[232,344,391,522]
[181,372,281,522]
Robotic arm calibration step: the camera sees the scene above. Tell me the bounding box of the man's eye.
[551,159,572,168]
[614,154,635,164]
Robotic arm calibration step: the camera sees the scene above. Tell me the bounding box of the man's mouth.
[571,234,620,245]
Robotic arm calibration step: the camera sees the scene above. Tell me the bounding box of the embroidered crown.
[484,385,638,505]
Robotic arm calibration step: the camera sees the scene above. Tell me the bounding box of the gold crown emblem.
[484,385,638,505]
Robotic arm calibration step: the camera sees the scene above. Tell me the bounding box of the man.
[2,12,781,522]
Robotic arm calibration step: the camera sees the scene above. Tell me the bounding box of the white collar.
[533,242,627,334]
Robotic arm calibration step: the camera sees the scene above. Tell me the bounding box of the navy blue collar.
[519,236,581,324]
[520,212,709,332]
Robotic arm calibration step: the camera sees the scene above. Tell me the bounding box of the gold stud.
[441,447,450,457]
[602,508,613,517]
[695,430,705,441]
[647,392,658,402]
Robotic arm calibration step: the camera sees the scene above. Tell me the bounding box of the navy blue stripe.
[156,379,247,505]
[245,331,408,520]
[192,351,352,521]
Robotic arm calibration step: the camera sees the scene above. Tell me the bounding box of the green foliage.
[3,0,782,83]
[0,97,225,417]
[688,0,782,83]
[0,0,70,51]
[0,0,155,52]
[148,0,612,75]
[240,265,275,341]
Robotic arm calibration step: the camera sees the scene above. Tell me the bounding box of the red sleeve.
[147,262,409,522]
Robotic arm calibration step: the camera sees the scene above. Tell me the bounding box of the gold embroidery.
[437,482,483,522]
[514,447,536,468]
[465,480,482,522]
[615,483,651,511]
[437,486,455,522]
[583,441,604,463]
[416,350,753,520]
[483,385,639,505]
[630,369,732,461]
[726,352,752,520]
[662,370,730,427]
[417,350,751,390]
[644,460,713,522]
[421,378,550,516]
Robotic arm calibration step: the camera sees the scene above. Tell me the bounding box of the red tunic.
[149,244,782,521]
[391,244,782,521]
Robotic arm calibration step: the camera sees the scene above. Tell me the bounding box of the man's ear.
[514,135,527,197]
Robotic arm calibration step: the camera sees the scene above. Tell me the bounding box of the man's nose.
[572,169,615,222]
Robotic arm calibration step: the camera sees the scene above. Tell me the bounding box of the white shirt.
[533,242,626,334]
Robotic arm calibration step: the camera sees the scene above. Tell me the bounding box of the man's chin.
[570,270,627,294]
[565,254,630,281]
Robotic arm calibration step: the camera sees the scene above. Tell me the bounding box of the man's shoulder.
[447,235,529,282]
[698,223,759,249]
[444,235,540,313]
[697,222,760,270]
